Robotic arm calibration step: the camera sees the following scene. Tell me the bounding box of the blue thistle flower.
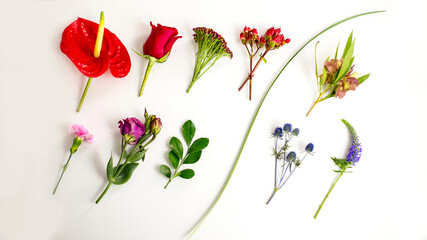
[283,123,292,133]
[291,128,300,136]
[273,127,284,138]
[341,119,362,164]
[305,143,314,153]
[286,151,296,162]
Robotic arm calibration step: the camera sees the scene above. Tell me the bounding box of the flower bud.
[273,127,284,138]
[305,143,314,153]
[70,137,83,153]
[240,32,246,44]
[150,116,162,136]
[292,128,300,136]
[286,151,296,162]
[243,26,250,33]
[283,123,292,133]
[265,27,275,37]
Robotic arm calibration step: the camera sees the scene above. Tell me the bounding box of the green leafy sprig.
[306,32,370,116]
[160,120,209,189]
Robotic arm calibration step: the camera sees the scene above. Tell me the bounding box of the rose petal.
[143,22,158,56]
[164,35,181,56]
[149,23,179,59]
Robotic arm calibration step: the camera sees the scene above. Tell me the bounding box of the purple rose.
[118,117,145,144]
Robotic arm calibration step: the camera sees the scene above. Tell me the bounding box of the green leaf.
[179,169,195,179]
[331,157,347,166]
[111,163,139,185]
[334,41,340,60]
[357,73,370,85]
[341,31,353,59]
[169,137,183,159]
[106,154,114,182]
[160,165,171,178]
[188,138,209,154]
[183,151,202,164]
[182,120,196,147]
[127,149,147,163]
[314,41,319,79]
[262,56,267,64]
[169,151,179,169]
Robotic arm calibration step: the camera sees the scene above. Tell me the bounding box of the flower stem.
[238,50,269,92]
[266,187,278,205]
[53,151,73,194]
[185,11,384,239]
[76,77,92,112]
[306,92,323,117]
[95,142,128,204]
[139,57,156,97]
[314,171,344,219]
[164,179,172,189]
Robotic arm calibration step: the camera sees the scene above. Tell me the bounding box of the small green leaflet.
[179,169,195,179]
[160,165,171,178]
[111,163,139,185]
[169,137,183,159]
[182,120,196,147]
[188,138,209,154]
[168,151,179,169]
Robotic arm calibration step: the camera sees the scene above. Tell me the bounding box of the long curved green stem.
[314,171,344,219]
[185,10,384,239]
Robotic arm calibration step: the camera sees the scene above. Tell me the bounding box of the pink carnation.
[69,124,94,143]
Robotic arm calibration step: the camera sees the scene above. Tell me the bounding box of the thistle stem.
[314,171,344,219]
[53,151,73,194]
[186,11,384,239]
[76,77,92,112]
[266,187,278,205]
[139,57,156,97]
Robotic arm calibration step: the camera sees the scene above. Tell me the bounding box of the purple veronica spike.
[342,119,362,164]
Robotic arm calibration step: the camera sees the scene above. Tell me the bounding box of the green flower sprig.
[306,32,370,116]
[160,120,209,188]
[187,27,233,93]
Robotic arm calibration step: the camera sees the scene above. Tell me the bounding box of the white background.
[0,0,426,239]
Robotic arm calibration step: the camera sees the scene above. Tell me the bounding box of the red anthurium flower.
[135,22,181,97]
[60,12,131,112]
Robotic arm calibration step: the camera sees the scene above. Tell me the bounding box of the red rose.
[136,22,181,97]
[143,22,182,60]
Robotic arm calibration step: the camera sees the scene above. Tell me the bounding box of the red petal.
[164,35,182,56]
[60,17,131,78]
[148,23,179,59]
[143,22,158,56]
[104,28,131,78]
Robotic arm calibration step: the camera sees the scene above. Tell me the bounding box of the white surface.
[0,0,426,239]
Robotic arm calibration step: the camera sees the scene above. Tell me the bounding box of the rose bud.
[137,22,182,97]
[118,117,145,144]
[150,116,162,136]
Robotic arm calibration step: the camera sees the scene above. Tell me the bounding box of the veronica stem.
[314,171,344,219]
[53,151,73,194]
[76,77,92,112]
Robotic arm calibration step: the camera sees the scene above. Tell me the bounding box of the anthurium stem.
[53,151,73,194]
[185,11,384,239]
[76,77,92,112]
[314,171,344,219]
[139,57,156,97]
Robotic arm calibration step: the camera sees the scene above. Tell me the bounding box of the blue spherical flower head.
[305,143,314,153]
[286,151,296,162]
[283,123,292,133]
[292,128,300,136]
[273,127,284,138]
